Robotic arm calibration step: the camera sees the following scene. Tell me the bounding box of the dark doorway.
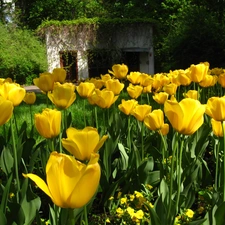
[121,52,140,72]
[60,51,78,82]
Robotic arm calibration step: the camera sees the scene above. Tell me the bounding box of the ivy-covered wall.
[39,18,155,80]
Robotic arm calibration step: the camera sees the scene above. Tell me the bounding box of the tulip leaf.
[0,146,14,175]
[118,143,129,170]
[144,203,161,225]
[0,173,13,214]
[21,195,41,225]
[188,219,207,225]
[215,201,225,225]
[0,209,7,225]
[7,202,25,225]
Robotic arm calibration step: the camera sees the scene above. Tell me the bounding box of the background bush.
[0,23,48,84]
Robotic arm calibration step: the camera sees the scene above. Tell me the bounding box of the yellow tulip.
[88,78,105,89]
[89,89,118,109]
[184,90,198,100]
[35,108,61,139]
[205,96,225,121]
[118,99,138,115]
[23,92,36,105]
[127,72,141,84]
[144,109,165,131]
[108,64,128,79]
[23,152,101,208]
[199,74,217,87]
[48,82,76,109]
[153,92,169,105]
[164,98,205,135]
[160,123,170,135]
[211,119,225,137]
[0,96,13,126]
[76,82,95,98]
[218,73,225,88]
[105,79,124,95]
[62,127,108,161]
[187,62,209,83]
[163,83,177,96]
[101,74,111,82]
[33,72,54,93]
[175,70,192,86]
[0,82,26,106]
[127,84,143,99]
[131,104,152,122]
[52,68,67,83]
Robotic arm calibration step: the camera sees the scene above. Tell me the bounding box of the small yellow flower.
[9,193,15,199]
[129,194,135,201]
[185,209,194,218]
[120,197,127,205]
[109,196,114,201]
[116,207,124,217]
[105,218,111,223]
[134,191,143,198]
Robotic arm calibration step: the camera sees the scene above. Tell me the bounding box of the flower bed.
[0,62,224,225]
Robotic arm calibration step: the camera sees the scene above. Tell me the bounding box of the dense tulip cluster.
[3,61,225,225]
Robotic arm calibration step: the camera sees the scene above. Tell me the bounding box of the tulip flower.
[127,84,143,99]
[153,92,169,104]
[62,127,108,161]
[118,99,138,115]
[184,90,198,100]
[175,70,192,86]
[52,68,67,83]
[127,72,141,84]
[144,109,165,131]
[33,72,54,93]
[211,119,225,137]
[160,123,170,135]
[88,89,118,109]
[88,78,105,89]
[101,74,111,82]
[164,98,205,135]
[48,82,76,109]
[35,108,61,139]
[108,64,128,79]
[0,82,26,106]
[0,96,14,126]
[76,82,95,98]
[23,152,101,208]
[205,96,225,121]
[218,73,225,88]
[23,92,36,105]
[163,83,178,96]
[131,104,152,122]
[199,74,217,87]
[105,79,124,95]
[187,62,209,83]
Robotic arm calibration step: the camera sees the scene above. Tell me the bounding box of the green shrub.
[0,23,48,84]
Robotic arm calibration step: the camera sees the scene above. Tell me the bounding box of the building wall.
[45,23,154,80]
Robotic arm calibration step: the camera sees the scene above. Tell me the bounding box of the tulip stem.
[167,132,178,224]
[175,135,184,213]
[83,99,87,127]
[83,205,89,225]
[141,121,144,160]
[222,122,225,201]
[215,139,220,191]
[94,107,98,129]
[10,117,20,203]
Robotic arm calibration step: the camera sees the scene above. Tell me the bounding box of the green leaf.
[189,218,207,225]
[138,157,155,184]
[215,201,225,225]
[118,143,129,170]
[145,203,161,225]
[0,209,7,225]
[0,147,14,175]
[0,173,13,214]
[21,195,41,225]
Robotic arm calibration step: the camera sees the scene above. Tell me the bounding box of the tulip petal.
[23,173,52,199]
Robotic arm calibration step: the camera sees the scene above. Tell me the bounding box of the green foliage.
[0,23,47,84]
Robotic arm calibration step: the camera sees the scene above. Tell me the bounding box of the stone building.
[41,19,154,81]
